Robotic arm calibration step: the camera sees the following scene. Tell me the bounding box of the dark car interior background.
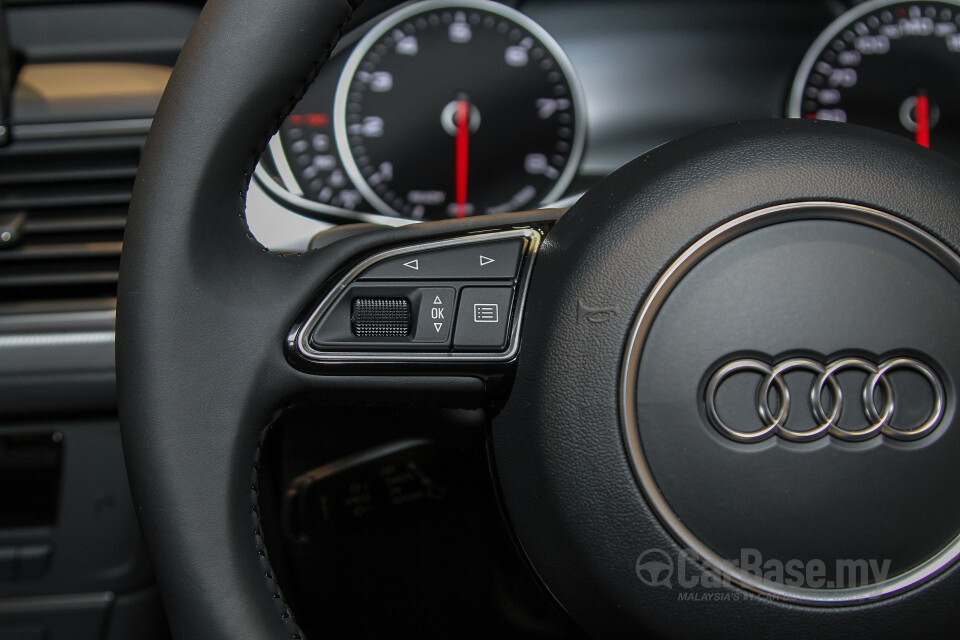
[1,0,958,638]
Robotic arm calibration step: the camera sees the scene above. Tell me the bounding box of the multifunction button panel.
[295,229,541,363]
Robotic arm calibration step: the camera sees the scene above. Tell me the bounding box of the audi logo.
[704,357,946,443]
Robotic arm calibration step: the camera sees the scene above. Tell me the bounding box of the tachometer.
[334,0,585,220]
[789,0,960,157]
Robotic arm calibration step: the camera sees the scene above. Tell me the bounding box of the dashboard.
[1,0,958,638]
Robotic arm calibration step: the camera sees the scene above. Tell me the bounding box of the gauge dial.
[789,0,960,157]
[334,0,585,220]
[278,112,370,211]
[274,61,373,214]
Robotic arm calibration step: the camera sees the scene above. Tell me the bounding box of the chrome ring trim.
[762,358,836,442]
[809,360,847,435]
[268,134,306,197]
[705,355,940,443]
[704,359,782,443]
[873,357,946,440]
[821,357,891,441]
[253,159,576,227]
[787,0,960,118]
[252,163,416,227]
[620,201,960,605]
[333,0,587,219]
[292,227,540,364]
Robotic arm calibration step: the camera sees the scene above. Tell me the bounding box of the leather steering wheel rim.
[118,3,556,636]
[118,1,365,637]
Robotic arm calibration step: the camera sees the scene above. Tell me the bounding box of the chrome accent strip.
[0,331,114,349]
[12,117,153,141]
[332,0,587,218]
[293,227,540,363]
[0,309,115,333]
[620,201,960,605]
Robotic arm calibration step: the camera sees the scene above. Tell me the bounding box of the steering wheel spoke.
[276,212,555,406]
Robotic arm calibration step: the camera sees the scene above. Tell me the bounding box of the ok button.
[413,287,455,343]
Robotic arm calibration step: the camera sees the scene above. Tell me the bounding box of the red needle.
[455,99,470,218]
[915,94,930,148]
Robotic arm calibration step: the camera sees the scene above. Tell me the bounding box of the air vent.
[0,133,142,314]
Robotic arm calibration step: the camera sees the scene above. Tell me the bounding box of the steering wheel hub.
[492,120,960,637]
[624,202,960,604]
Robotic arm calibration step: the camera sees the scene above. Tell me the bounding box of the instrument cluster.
[258,0,960,225]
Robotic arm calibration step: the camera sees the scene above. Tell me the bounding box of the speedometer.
[788,0,960,157]
[334,0,585,220]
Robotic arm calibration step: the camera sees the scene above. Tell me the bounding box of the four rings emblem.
[704,356,946,443]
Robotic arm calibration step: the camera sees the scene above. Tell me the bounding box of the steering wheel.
[116,0,960,637]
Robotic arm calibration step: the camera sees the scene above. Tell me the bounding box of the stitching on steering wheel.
[247,2,362,637]
[238,0,364,255]
[252,419,304,638]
